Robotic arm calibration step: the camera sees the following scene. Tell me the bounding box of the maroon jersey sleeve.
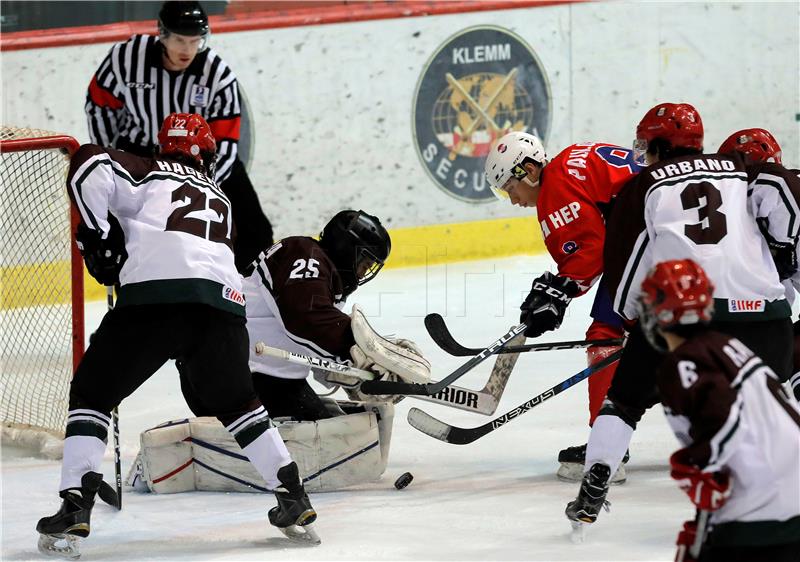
[657,332,746,469]
[267,237,355,359]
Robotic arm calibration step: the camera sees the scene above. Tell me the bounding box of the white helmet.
[484,132,547,200]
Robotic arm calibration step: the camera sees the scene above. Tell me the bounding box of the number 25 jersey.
[605,151,800,322]
[67,144,244,315]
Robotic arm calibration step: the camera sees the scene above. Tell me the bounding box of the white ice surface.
[2,255,693,561]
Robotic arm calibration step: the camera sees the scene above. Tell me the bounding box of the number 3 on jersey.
[165,183,233,248]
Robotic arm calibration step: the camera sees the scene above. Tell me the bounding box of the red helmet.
[635,103,704,154]
[718,128,782,164]
[157,113,216,168]
[640,259,715,334]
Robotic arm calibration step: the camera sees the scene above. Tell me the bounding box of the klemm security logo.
[413,26,551,203]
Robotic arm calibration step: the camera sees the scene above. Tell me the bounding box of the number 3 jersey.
[242,237,356,380]
[604,151,800,322]
[67,144,244,316]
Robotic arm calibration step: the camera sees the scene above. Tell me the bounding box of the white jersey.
[605,153,800,322]
[67,144,244,315]
[658,331,800,545]
[243,237,354,380]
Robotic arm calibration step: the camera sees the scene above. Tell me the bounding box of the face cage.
[632,138,648,166]
[355,248,385,286]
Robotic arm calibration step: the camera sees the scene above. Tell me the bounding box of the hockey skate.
[565,463,612,542]
[36,471,103,559]
[557,444,629,484]
[268,462,320,545]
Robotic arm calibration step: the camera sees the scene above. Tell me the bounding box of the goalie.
[128,210,431,493]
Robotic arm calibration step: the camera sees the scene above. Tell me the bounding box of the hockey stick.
[254,342,516,415]
[407,348,623,445]
[424,313,623,357]
[359,323,528,396]
[690,510,710,558]
[107,286,123,510]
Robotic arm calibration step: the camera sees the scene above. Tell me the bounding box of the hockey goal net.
[1,126,83,458]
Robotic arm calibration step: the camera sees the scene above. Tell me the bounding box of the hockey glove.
[519,272,580,338]
[670,449,732,511]
[674,520,700,562]
[76,221,127,286]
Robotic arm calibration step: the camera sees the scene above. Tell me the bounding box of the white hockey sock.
[240,427,293,490]
[584,414,634,475]
[59,408,111,491]
[60,435,107,491]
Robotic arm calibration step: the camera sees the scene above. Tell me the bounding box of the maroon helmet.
[158,113,216,169]
[719,128,782,164]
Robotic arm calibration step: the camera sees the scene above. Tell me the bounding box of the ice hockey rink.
[2,253,694,561]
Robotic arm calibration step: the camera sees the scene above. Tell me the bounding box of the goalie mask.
[319,210,391,296]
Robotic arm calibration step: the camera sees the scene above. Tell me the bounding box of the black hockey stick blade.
[407,348,623,444]
[98,479,120,509]
[424,313,623,356]
[360,323,528,396]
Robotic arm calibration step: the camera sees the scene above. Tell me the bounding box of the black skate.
[557,443,630,484]
[268,462,320,545]
[36,471,103,559]
[565,463,612,541]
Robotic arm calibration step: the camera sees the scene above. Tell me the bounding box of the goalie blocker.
[127,400,394,494]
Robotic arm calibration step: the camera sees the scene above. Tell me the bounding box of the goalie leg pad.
[130,405,394,494]
[350,304,431,383]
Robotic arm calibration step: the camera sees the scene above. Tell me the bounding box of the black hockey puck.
[394,472,413,489]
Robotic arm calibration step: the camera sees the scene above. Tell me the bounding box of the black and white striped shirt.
[85,34,241,184]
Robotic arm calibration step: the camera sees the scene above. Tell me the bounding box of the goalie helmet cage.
[1,126,83,458]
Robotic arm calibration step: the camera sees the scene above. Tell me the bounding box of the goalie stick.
[255,341,522,415]
[407,348,623,444]
[424,313,623,357]
[359,323,528,396]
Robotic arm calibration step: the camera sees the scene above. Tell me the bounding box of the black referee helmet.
[158,1,210,37]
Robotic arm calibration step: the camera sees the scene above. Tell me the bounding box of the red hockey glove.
[670,449,732,511]
[674,520,699,562]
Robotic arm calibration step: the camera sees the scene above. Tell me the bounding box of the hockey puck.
[394,472,413,489]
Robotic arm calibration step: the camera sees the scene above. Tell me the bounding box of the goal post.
[1,126,84,458]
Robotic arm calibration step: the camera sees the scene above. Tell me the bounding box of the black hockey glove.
[757,218,798,280]
[519,272,580,338]
[75,220,127,286]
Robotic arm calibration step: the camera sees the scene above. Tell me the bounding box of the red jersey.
[536,142,642,293]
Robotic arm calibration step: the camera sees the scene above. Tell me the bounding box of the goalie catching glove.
[334,304,431,403]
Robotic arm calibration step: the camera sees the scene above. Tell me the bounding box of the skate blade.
[277,523,321,545]
[38,533,82,559]
[569,520,587,544]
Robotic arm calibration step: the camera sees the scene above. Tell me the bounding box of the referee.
[85,1,273,272]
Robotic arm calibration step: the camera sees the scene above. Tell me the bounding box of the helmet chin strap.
[522,176,540,188]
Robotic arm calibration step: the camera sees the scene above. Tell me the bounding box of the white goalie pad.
[125,401,394,494]
[350,303,431,383]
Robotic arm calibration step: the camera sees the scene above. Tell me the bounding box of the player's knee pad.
[127,401,395,493]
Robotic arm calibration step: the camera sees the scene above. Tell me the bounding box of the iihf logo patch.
[562,241,578,254]
[222,286,245,306]
[190,85,210,107]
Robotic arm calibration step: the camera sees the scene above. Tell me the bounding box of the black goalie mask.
[318,210,391,297]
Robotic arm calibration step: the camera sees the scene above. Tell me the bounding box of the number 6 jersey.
[67,144,245,316]
[604,151,800,322]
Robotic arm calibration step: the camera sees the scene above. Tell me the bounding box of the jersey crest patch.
[562,241,579,255]
[728,299,764,313]
[190,85,210,107]
[222,286,245,306]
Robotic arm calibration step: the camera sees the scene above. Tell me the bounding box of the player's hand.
[76,222,127,286]
[670,449,732,511]
[519,272,579,338]
[674,520,700,562]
